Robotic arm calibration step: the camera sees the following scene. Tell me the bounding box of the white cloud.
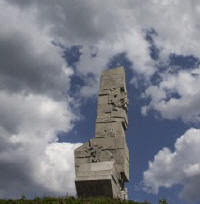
[0,0,73,99]
[142,67,200,123]
[34,142,81,196]
[5,0,156,93]
[143,128,200,202]
[13,0,200,102]
[16,0,200,58]
[5,0,200,84]
[0,91,75,139]
[0,1,81,198]
[131,0,200,58]
[0,90,81,198]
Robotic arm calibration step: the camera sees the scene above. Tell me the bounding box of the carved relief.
[78,140,114,163]
[108,87,128,112]
[87,141,103,163]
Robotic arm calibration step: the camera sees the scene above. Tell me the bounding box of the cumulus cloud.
[143,128,200,202]
[5,0,156,95]
[9,0,200,58]
[0,0,73,99]
[142,67,200,123]
[0,0,81,198]
[0,90,81,198]
[7,0,200,112]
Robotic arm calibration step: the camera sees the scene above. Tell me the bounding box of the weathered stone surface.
[74,67,129,199]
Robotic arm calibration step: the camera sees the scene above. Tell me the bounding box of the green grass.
[0,197,169,204]
[0,197,152,204]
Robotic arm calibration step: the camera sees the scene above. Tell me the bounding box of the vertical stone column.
[74,67,129,199]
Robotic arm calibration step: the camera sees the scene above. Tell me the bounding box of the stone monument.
[74,67,129,199]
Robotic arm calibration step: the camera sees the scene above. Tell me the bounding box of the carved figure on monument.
[74,67,129,199]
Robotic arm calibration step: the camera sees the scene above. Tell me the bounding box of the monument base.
[75,178,115,198]
[75,161,127,199]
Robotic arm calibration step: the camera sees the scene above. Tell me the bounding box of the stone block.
[75,161,121,198]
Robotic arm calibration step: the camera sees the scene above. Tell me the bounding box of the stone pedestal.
[75,161,121,198]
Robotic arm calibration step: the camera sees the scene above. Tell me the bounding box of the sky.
[0,0,200,203]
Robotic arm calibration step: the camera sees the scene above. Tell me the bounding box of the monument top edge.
[102,66,125,75]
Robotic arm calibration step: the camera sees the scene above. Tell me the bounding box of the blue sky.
[0,1,200,203]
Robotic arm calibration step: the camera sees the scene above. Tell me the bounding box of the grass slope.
[0,197,168,204]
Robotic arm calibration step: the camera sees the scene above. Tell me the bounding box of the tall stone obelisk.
[74,67,129,199]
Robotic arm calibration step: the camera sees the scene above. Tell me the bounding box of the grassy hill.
[0,197,168,204]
